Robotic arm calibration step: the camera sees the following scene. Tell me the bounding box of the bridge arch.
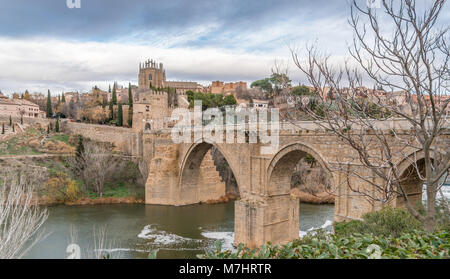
[267,142,332,196]
[395,150,427,207]
[178,140,241,204]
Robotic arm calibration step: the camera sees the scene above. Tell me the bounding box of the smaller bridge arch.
[394,150,427,208]
[267,142,333,196]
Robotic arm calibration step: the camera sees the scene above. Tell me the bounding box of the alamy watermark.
[66,0,81,9]
[170,101,279,154]
[367,0,381,9]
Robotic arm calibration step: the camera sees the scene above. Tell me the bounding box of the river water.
[25,184,450,259]
[25,202,334,259]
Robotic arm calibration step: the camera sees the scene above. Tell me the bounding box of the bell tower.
[138,59,166,89]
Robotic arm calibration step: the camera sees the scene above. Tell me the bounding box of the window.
[149,74,152,81]
[145,105,150,112]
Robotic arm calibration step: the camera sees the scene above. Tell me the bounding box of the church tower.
[138,59,166,89]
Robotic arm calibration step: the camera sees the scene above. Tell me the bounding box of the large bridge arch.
[178,140,241,205]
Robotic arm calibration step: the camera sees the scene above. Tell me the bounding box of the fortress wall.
[62,121,140,156]
[0,115,49,126]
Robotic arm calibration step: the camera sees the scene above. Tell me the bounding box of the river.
[25,184,450,259]
[25,202,334,259]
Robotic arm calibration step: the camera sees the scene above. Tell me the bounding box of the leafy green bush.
[202,230,449,259]
[334,207,423,238]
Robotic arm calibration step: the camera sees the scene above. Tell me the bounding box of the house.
[0,93,45,118]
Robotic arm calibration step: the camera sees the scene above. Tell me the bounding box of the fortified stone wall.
[0,115,49,126]
[61,122,141,156]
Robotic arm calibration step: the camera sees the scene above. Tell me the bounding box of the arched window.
[145,123,151,130]
[149,74,152,81]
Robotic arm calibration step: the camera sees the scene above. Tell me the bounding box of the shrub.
[334,207,423,238]
[202,230,450,259]
[43,172,81,202]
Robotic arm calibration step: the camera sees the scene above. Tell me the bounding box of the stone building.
[209,81,247,95]
[133,59,198,132]
[0,93,45,118]
[138,59,203,93]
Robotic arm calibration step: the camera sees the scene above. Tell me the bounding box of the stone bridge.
[141,119,449,248]
[61,119,448,248]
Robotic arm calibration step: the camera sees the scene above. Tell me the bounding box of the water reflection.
[26,202,335,259]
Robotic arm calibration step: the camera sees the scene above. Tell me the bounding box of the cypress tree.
[108,84,111,93]
[117,103,123,126]
[109,100,114,121]
[75,135,85,159]
[46,89,53,118]
[61,93,66,103]
[58,95,61,105]
[12,124,15,133]
[47,125,50,134]
[20,115,23,125]
[128,83,133,127]
[55,117,60,132]
[2,123,4,134]
[112,82,117,105]
[9,115,12,126]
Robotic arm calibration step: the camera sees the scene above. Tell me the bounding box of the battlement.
[139,59,164,71]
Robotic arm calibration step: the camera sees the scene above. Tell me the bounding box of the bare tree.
[291,0,449,232]
[69,141,117,197]
[0,170,48,259]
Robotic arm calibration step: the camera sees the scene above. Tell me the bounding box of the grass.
[0,127,74,156]
[85,183,144,199]
[0,136,42,156]
[51,134,70,144]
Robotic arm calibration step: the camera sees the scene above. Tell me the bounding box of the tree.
[291,0,449,232]
[109,100,114,121]
[46,90,53,118]
[1,123,4,134]
[128,83,133,127]
[117,103,123,126]
[292,85,311,96]
[23,90,30,100]
[0,170,48,258]
[61,93,66,103]
[250,78,273,95]
[69,142,116,197]
[223,94,237,106]
[55,117,60,132]
[75,135,85,159]
[112,82,117,105]
[9,115,11,126]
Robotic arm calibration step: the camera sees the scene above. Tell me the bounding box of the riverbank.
[37,196,144,206]
[37,191,333,206]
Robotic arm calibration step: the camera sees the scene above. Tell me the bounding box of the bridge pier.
[234,196,299,248]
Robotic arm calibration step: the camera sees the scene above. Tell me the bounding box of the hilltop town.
[2,58,448,136]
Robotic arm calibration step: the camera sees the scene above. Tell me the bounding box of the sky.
[0,0,447,95]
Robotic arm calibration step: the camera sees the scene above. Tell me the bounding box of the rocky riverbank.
[290,188,335,204]
[37,196,144,206]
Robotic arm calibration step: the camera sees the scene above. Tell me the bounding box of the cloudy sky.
[0,0,447,95]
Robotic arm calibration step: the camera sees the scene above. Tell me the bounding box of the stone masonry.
[61,118,449,249]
